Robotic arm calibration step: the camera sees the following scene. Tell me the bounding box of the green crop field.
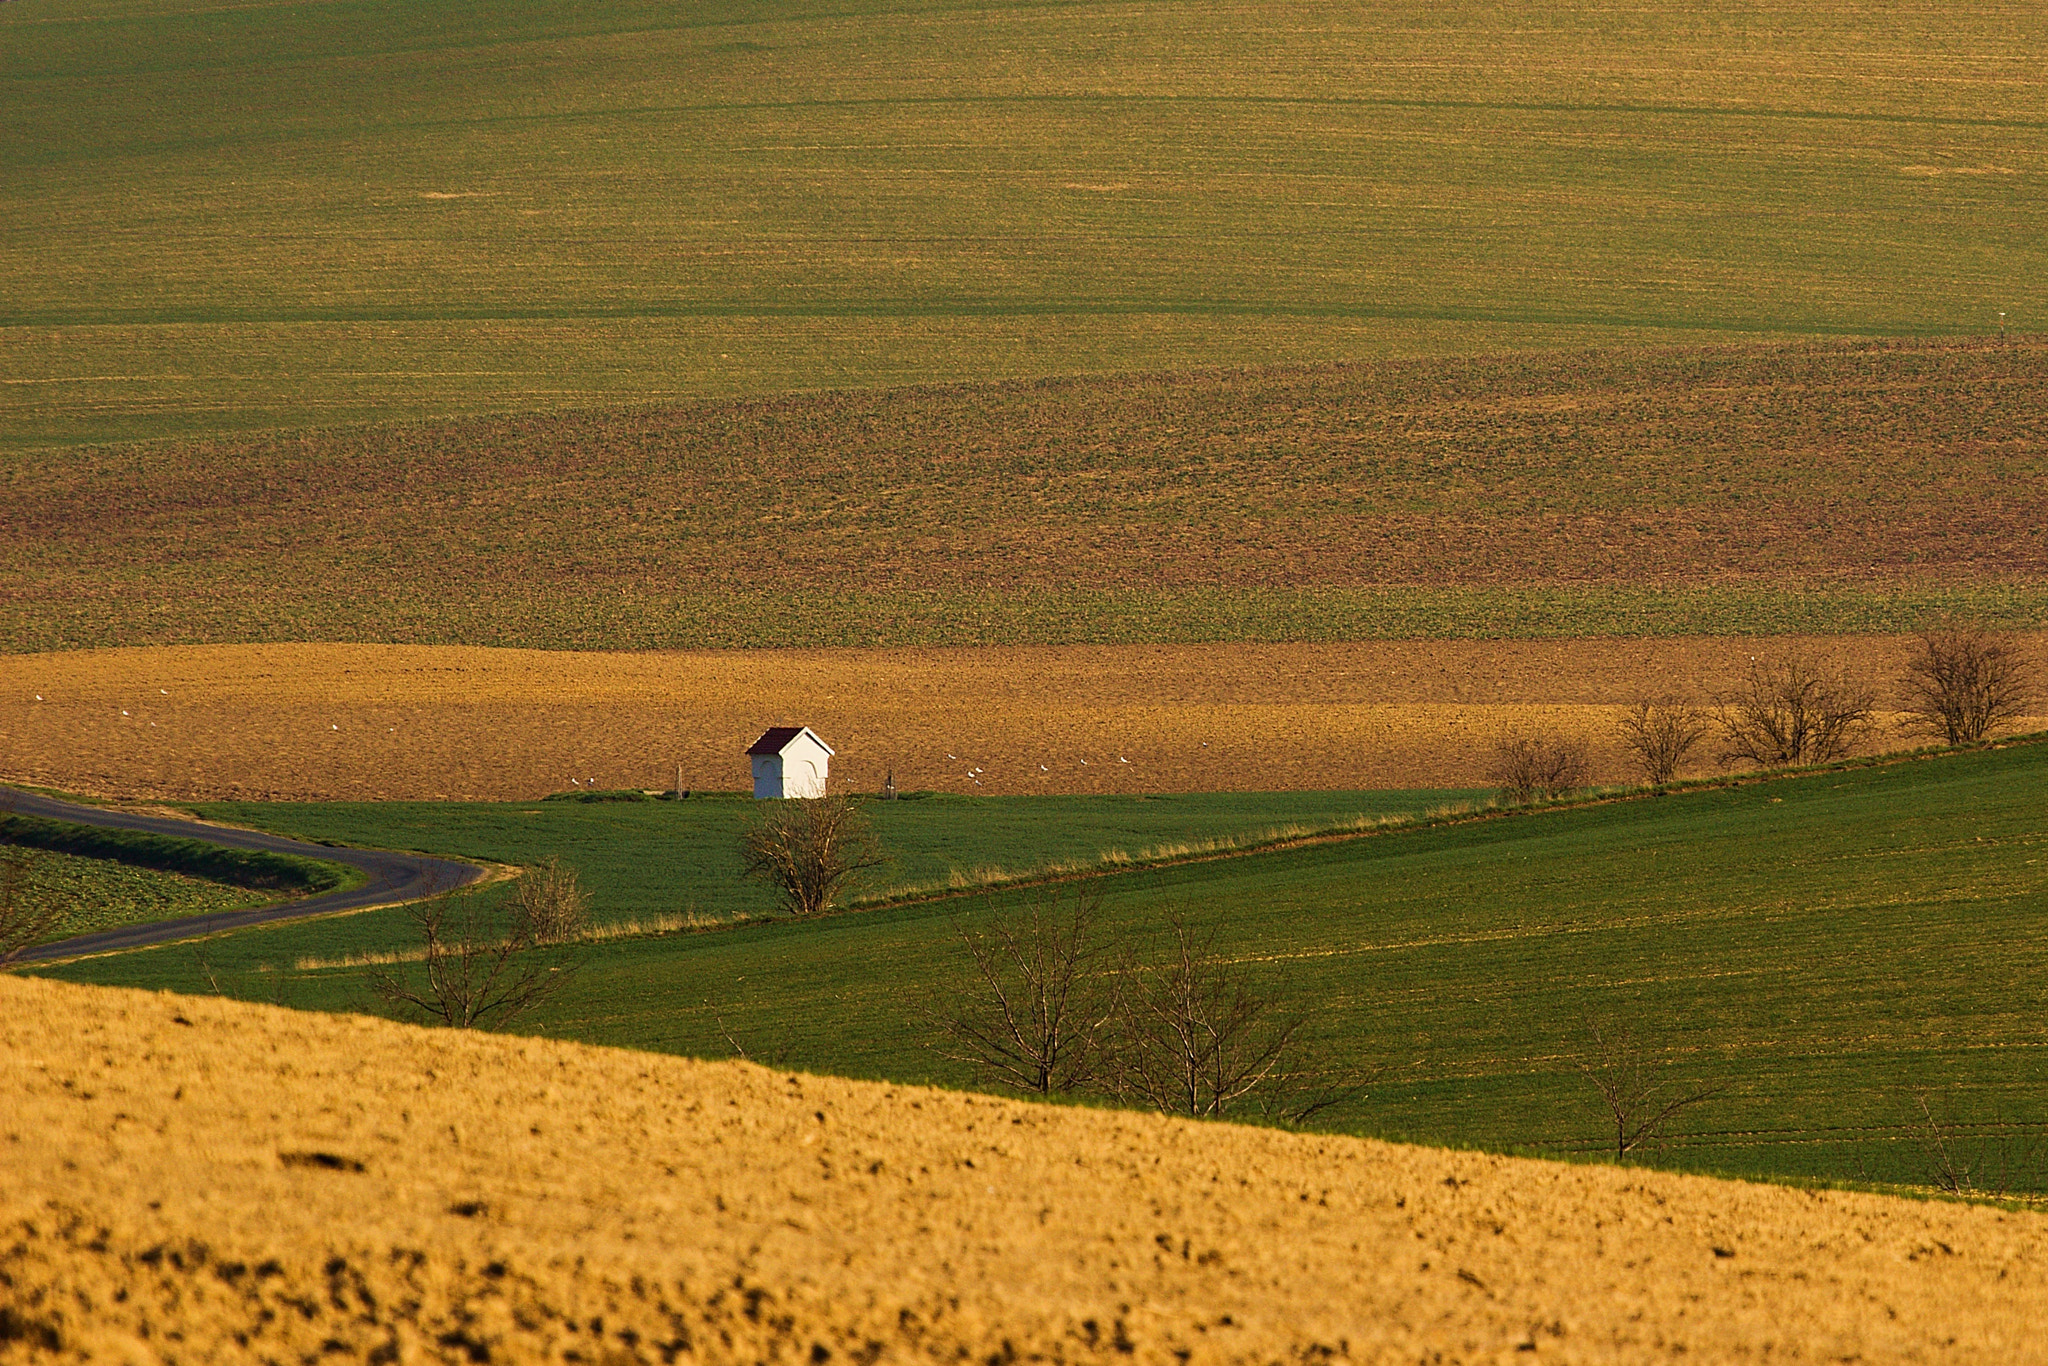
[35,742,2048,1194]
[4,0,2043,453]
[4,846,270,944]
[140,785,1469,946]
[9,339,2046,652]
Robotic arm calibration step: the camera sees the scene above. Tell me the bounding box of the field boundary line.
[819,732,2048,922]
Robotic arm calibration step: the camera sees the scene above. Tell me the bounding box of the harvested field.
[8,341,2048,653]
[6,974,2048,1363]
[4,638,2042,802]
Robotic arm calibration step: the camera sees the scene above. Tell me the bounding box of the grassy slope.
[4,0,2044,451]
[183,786,1469,928]
[8,847,271,942]
[40,743,2048,1192]
[9,339,2047,651]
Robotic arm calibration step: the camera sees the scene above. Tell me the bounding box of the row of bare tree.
[920,887,1361,1122]
[1493,622,2036,800]
[917,888,1742,1159]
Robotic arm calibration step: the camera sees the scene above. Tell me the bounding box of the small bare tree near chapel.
[739,795,889,918]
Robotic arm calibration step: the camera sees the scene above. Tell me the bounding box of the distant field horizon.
[6,0,2043,450]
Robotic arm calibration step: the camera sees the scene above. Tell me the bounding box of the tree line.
[1494,620,2035,800]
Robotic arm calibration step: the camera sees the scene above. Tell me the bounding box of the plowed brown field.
[4,638,2042,802]
[5,974,2046,1363]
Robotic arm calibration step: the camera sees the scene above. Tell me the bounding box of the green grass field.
[35,743,2048,1194]
[179,785,1471,932]
[5,0,2043,452]
[5,846,270,943]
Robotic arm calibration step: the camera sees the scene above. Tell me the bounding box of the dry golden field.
[4,638,2042,802]
[5,974,2047,1363]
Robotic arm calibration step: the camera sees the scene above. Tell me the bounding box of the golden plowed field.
[5,974,2046,1363]
[4,638,2042,802]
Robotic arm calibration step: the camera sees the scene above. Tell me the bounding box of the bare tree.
[1107,915,1356,1123]
[1489,733,1591,803]
[1578,1017,1720,1160]
[1618,699,1711,786]
[739,795,889,918]
[1900,622,2033,747]
[513,855,590,944]
[921,886,1118,1096]
[1902,1091,2047,1197]
[367,889,578,1030]
[0,847,62,965]
[1715,656,1874,767]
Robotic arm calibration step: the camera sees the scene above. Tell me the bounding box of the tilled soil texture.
[5,975,2047,1364]
[6,638,2043,802]
[8,341,2048,654]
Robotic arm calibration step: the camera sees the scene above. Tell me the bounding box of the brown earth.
[5,974,2047,1363]
[2,638,2043,802]
[8,340,2048,655]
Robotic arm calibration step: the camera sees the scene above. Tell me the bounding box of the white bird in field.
[34,695,41,701]
[121,710,128,716]
[1040,764,1048,771]
[1079,759,1088,765]
[331,724,339,730]
[947,753,957,760]
[160,689,168,694]
[1119,756,1130,764]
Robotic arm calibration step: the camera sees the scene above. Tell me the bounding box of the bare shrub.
[1,847,61,965]
[1617,699,1710,786]
[921,885,1118,1096]
[1106,915,1359,1124]
[1901,622,2033,747]
[367,888,579,1030]
[1903,1092,2047,1197]
[739,796,888,918]
[1714,656,1874,767]
[1578,1017,1720,1160]
[1489,733,1590,803]
[923,905,1362,1124]
[513,856,590,944]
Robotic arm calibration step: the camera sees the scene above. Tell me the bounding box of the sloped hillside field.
[4,975,2047,1363]
[43,739,2048,1195]
[5,0,2044,450]
[6,341,2046,653]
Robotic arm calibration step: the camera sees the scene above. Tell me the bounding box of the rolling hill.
[7,339,2045,652]
[5,0,2044,451]
[6,972,2046,1362]
[41,736,2048,1195]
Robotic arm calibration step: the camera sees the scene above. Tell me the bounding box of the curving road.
[4,785,484,963]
